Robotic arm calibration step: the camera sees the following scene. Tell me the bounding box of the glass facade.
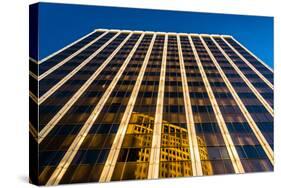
[29,29,274,185]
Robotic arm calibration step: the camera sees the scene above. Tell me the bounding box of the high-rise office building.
[29,29,274,185]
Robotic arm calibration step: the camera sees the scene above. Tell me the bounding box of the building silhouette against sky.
[29,29,274,185]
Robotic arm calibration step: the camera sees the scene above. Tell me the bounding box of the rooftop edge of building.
[94,28,233,38]
[32,29,234,63]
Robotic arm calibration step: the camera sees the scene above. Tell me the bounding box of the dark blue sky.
[36,2,274,68]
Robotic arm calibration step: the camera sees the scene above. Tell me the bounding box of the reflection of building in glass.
[125,112,153,180]
[29,29,274,186]
[127,112,211,178]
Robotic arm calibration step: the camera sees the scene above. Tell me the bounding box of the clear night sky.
[36,2,274,68]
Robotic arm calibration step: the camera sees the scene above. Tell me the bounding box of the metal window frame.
[221,37,273,90]
[38,31,130,144]
[38,31,119,105]
[147,33,168,179]
[209,35,274,165]
[177,34,203,176]
[45,32,145,186]
[209,36,273,116]
[99,33,156,182]
[189,34,245,174]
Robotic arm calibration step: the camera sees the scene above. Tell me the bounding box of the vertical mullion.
[46,32,145,186]
[38,31,130,144]
[209,36,274,164]
[221,37,273,90]
[148,34,168,179]
[177,34,203,176]
[189,35,244,174]
[99,33,156,182]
